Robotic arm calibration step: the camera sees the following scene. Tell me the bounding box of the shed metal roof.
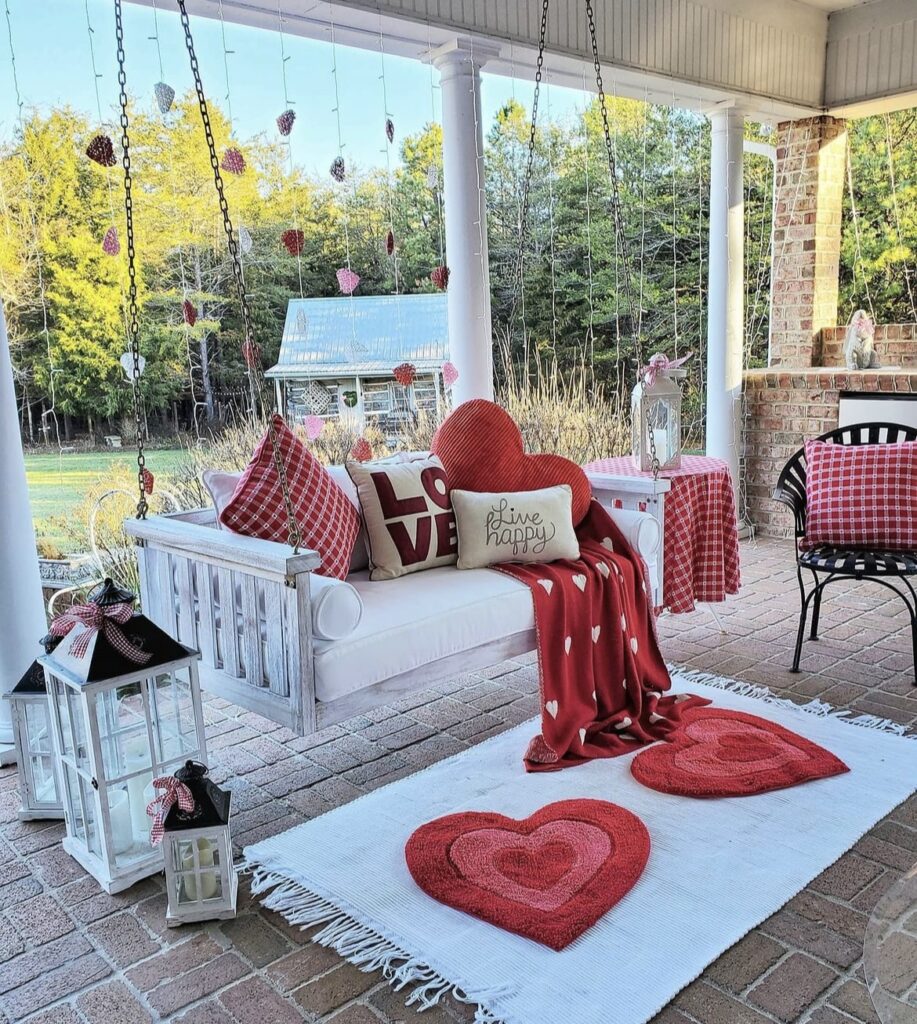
[266,293,448,379]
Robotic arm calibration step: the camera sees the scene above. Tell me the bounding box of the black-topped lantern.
[155,761,237,925]
[3,661,62,820]
[39,579,206,894]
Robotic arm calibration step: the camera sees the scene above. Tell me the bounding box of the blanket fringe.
[669,665,914,739]
[244,864,508,1022]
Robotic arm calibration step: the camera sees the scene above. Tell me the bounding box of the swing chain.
[175,0,303,552]
[583,0,660,479]
[113,0,148,518]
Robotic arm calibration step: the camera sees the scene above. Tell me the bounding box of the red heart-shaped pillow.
[432,400,592,525]
[405,799,649,950]
[630,707,849,798]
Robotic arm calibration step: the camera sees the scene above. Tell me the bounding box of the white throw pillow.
[202,469,241,530]
[452,485,580,569]
[308,573,364,640]
[326,465,370,573]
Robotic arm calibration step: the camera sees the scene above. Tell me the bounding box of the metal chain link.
[583,0,659,478]
[113,0,148,518]
[174,0,303,551]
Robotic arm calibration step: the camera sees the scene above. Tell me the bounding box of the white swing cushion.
[312,566,534,703]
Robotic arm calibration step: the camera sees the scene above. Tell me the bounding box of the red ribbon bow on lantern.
[146,776,195,846]
[640,351,693,387]
[49,601,152,665]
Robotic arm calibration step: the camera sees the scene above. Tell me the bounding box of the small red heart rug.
[405,799,649,950]
[630,706,849,798]
[432,400,592,526]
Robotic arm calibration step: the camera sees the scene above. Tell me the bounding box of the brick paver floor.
[1,536,914,1024]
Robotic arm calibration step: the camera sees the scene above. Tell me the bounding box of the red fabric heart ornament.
[406,799,649,951]
[432,400,592,526]
[630,706,849,798]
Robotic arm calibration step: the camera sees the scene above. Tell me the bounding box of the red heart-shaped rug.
[432,400,592,526]
[405,799,649,950]
[630,706,849,798]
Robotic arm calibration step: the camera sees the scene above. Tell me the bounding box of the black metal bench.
[773,422,917,685]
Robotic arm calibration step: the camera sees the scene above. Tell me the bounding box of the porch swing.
[124,0,667,735]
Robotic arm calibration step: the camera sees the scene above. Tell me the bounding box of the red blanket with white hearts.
[497,500,709,771]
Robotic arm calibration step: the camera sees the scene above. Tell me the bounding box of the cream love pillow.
[346,455,457,580]
[452,485,580,569]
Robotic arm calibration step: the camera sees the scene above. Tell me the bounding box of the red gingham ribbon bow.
[640,351,692,387]
[49,601,151,664]
[146,777,195,846]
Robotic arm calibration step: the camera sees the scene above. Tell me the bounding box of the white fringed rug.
[243,670,917,1024]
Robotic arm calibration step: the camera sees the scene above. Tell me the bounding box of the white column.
[0,300,47,758]
[705,105,745,512]
[431,39,499,407]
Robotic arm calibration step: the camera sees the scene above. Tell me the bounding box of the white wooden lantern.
[159,761,237,926]
[40,579,206,894]
[632,359,686,472]
[3,662,63,820]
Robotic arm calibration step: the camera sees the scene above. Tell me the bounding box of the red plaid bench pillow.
[220,415,360,579]
[803,439,917,551]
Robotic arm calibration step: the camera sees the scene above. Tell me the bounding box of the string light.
[276,1,305,301]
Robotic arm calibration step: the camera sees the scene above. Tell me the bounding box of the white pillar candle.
[652,428,669,462]
[109,788,133,856]
[182,838,218,900]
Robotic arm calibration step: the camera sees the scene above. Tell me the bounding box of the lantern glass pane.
[93,688,156,847]
[171,836,222,903]
[24,702,53,754]
[53,680,90,770]
[80,775,101,858]
[29,755,57,805]
[177,870,223,904]
[107,785,141,861]
[150,670,199,766]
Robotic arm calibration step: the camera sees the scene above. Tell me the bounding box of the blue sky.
[1,0,587,176]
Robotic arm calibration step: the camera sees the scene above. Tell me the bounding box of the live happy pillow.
[804,439,917,551]
[219,415,360,580]
[346,455,457,580]
[452,485,580,569]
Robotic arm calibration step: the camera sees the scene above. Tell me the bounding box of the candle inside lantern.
[109,788,133,855]
[182,838,218,900]
[125,735,154,843]
[652,428,668,462]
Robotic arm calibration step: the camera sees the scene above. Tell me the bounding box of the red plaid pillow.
[220,415,360,579]
[804,440,917,551]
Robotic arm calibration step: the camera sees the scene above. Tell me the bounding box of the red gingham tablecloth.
[584,455,741,614]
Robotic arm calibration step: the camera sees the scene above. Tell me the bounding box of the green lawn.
[26,448,185,552]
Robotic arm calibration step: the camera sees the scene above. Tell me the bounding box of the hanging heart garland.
[182,300,197,327]
[441,361,459,388]
[221,147,245,175]
[238,224,253,255]
[304,415,324,441]
[141,468,155,495]
[393,362,416,387]
[102,227,120,256]
[385,117,395,143]
[386,230,395,256]
[154,82,175,114]
[86,134,117,167]
[430,265,450,291]
[350,437,373,462]
[277,109,296,136]
[330,156,346,182]
[281,229,305,256]
[336,267,360,295]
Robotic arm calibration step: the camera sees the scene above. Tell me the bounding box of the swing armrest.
[123,511,322,579]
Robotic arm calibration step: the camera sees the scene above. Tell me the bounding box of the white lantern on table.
[632,353,690,473]
[155,760,237,926]
[40,579,206,894]
[3,661,63,820]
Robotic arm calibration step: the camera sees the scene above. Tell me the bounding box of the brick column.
[769,116,846,368]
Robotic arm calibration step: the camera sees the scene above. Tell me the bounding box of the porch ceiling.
[128,0,917,121]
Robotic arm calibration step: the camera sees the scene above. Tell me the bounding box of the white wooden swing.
[120,0,667,736]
